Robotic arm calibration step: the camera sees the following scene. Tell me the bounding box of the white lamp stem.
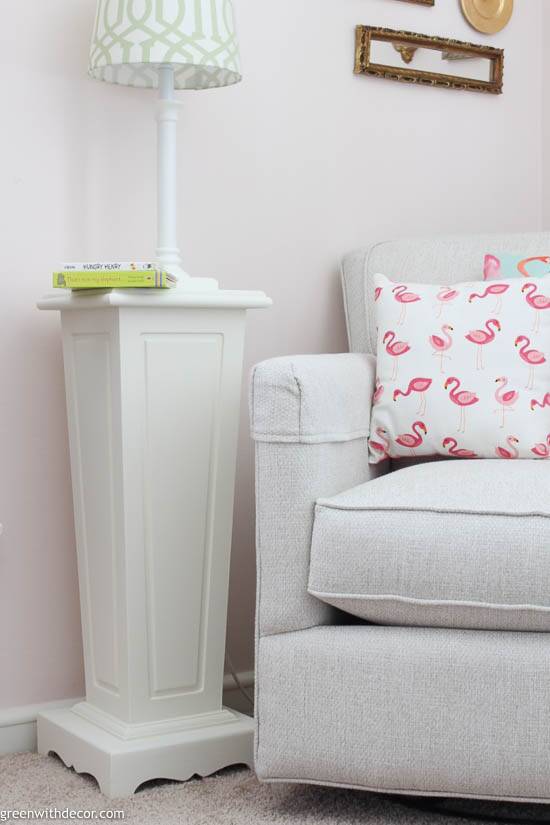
[156,65,189,280]
[154,65,218,291]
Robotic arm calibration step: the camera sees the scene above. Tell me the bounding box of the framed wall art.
[354,26,504,94]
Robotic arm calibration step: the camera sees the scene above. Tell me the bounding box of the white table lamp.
[89,0,242,290]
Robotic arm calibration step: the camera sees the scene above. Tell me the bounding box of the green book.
[53,270,176,289]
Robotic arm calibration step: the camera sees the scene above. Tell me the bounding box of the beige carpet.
[1,753,549,824]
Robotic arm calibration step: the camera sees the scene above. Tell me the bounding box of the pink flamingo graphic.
[515,335,546,390]
[531,392,550,411]
[429,324,453,373]
[483,254,501,281]
[531,435,550,458]
[518,256,550,277]
[494,376,519,428]
[373,379,384,405]
[521,283,550,333]
[395,421,427,457]
[393,377,432,416]
[374,286,383,302]
[495,436,519,459]
[442,438,478,458]
[392,285,421,325]
[383,330,411,380]
[435,286,459,317]
[369,427,391,460]
[468,284,509,315]
[465,319,501,370]
[445,377,480,433]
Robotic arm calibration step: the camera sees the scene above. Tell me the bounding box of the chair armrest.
[250,353,373,444]
[251,353,384,637]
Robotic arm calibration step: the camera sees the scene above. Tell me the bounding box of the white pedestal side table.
[36,286,270,798]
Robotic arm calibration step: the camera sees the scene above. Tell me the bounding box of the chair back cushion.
[342,232,550,355]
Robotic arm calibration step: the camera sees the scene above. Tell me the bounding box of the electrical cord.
[225,651,254,708]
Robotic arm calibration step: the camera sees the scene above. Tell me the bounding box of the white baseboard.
[0,671,255,757]
[0,697,85,756]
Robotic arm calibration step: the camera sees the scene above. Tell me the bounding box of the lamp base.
[155,254,219,292]
[159,267,220,293]
[172,273,220,292]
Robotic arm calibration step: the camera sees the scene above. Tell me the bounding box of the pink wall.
[0,0,545,707]
[544,2,550,231]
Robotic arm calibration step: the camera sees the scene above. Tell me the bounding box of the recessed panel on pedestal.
[142,334,223,697]
[71,333,119,696]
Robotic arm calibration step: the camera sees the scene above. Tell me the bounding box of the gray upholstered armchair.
[250,233,550,803]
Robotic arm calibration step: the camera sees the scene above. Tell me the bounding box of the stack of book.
[53,262,177,290]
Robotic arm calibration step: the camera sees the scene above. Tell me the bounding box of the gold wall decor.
[354,26,503,94]
[393,43,418,64]
[461,0,513,35]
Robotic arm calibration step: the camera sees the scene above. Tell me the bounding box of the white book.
[61,261,157,272]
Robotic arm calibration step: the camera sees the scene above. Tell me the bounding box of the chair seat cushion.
[308,460,550,631]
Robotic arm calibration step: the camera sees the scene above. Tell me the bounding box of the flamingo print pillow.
[369,272,550,463]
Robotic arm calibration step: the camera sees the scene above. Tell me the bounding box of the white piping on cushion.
[307,589,550,614]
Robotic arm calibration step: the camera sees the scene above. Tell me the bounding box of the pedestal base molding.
[38,707,254,799]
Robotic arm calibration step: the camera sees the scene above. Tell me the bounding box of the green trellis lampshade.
[89,0,242,90]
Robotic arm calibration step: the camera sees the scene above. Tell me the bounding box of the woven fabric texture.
[309,460,550,631]
[250,354,375,443]
[256,625,550,801]
[255,441,376,636]
[251,354,382,636]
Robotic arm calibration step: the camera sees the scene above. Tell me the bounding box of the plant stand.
[36,286,270,798]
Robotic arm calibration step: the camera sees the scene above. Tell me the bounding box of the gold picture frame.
[354,26,504,94]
